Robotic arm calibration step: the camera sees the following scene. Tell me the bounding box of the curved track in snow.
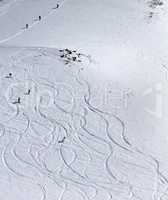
[0,46,167,200]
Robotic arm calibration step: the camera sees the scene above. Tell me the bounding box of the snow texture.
[0,0,168,200]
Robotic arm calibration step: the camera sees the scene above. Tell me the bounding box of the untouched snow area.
[0,0,168,200]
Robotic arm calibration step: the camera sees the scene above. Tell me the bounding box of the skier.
[26,24,29,29]
[25,89,31,95]
[13,97,21,104]
[39,16,41,21]
[53,4,59,9]
[58,137,66,144]
[17,97,21,104]
[5,72,12,78]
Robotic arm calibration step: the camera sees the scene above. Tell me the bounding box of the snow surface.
[0,0,168,200]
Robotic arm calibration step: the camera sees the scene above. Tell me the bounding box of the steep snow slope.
[0,45,167,200]
[0,0,64,44]
[1,0,168,85]
[0,0,168,200]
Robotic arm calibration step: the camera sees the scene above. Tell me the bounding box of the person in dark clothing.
[39,16,41,21]
[58,136,66,144]
[25,89,31,95]
[13,97,21,104]
[52,4,59,9]
[5,73,12,78]
[26,24,29,29]
[18,97,21,104]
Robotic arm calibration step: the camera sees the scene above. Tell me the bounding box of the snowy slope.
[0,0,168,200]
[0,45,162,200]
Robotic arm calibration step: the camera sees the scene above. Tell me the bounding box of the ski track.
[0,46,167,200]
[0,0,66,45]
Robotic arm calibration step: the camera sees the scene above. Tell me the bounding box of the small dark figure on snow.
[39,16,41,21]
[13,97,21,104]
[148,11,154,18]
[58,136,66,144]
[18,97,21,104]
[26,24,29,29]
[53,4,59,9]
[5,72,12,78]
[25,89,31,95]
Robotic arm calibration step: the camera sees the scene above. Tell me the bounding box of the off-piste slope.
[0,46,167,200]
[0,0,64,44]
